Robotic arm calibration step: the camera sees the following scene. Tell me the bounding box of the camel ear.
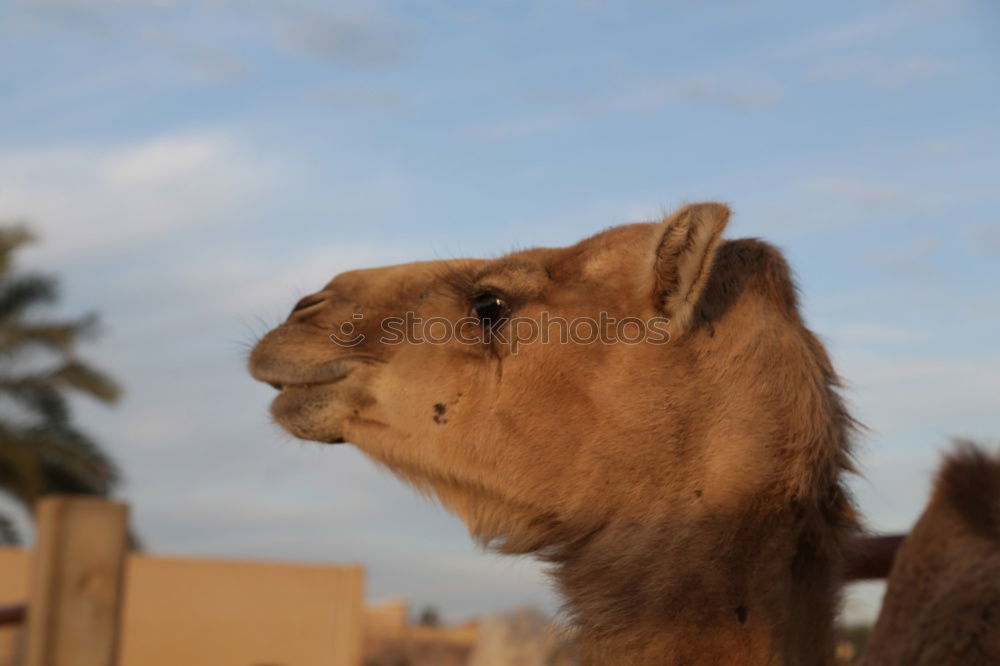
[652,202,730,333]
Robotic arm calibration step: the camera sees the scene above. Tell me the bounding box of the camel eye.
[471,292,508,329]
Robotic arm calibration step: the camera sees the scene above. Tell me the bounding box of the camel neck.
[552,511,841,665]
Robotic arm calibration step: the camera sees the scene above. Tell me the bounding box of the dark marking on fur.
[735,605,747,624]
[694,489,703,498]
[433,403,447,424]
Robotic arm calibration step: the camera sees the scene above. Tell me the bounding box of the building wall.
[0,549,29,666]
[362,600,478,666]
[0,548,363,666]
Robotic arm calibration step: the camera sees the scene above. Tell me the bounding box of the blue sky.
[1,0,998,624]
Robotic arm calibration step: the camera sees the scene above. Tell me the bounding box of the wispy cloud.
[808,55,946,90]
[837,350,1000,439]
[0,131,276,260]
[276,8,415,68]
[461,72,785,142]
[134,25,251,82]
[828,322,926,345]
[774,2,959,61]
[903,138,968,161]
[630,74,786,110]
[965,222,1000,256]
[805,177,907,209]
[169,242,421,320]
[306,85,408,109]
[863,236,940,275]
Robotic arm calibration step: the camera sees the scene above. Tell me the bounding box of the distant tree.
[417,605,441,627]
[0,224,123,544]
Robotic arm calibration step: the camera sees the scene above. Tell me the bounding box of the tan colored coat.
[250,203,860,665]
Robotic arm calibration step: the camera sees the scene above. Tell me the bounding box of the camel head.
[250,202,855,663]
[250,202,851,555]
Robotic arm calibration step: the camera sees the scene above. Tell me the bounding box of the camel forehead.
[327,222,658,295]
[554,222,658,282]
[324,259,483,301]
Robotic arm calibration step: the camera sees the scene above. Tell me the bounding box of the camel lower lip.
[269,383,349,443]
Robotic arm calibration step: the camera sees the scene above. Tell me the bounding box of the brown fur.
[249,203,857,665]
[861,443,1000,666]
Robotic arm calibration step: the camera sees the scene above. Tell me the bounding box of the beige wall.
[0,549,29,666]
[362,600,478,666]
[0,548,363,666]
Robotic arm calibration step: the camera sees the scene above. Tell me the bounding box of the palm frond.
[0,356,121,416]
[0,315,98,356]
[0,379,71,425]
[48,358,122,404]
[0,225,35,275]
[20,426,120,495]
[0,274,58,320]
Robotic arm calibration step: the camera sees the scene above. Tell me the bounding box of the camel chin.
[269,384,349,444]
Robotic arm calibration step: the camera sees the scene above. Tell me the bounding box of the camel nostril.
[290,293,325,316]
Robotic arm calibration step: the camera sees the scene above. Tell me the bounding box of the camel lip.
[250,354,381,391]
[270,378,342,392]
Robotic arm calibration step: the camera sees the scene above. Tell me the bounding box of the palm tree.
[0,224,122,544]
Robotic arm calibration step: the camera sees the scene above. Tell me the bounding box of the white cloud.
[0,131,276,260]
[103,134,229,186]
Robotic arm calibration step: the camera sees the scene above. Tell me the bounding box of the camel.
[249,203,992,664]
[858,443,1000,665]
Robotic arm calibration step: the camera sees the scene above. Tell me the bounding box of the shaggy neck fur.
[549,500,847,665]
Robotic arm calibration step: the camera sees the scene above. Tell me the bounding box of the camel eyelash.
[432,265,506,303]
[437,268,480,297]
